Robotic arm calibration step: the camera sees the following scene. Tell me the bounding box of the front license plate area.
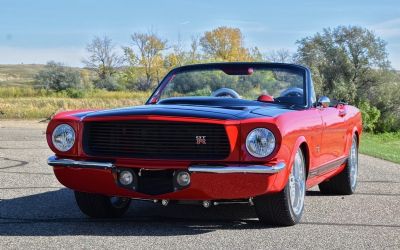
[137,169,175,195]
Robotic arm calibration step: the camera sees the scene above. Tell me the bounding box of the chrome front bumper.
[47,156,285,174]
[47,156,114,169]
[188,163,285,174]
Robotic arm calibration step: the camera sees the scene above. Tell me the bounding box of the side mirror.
[317,96,330,108]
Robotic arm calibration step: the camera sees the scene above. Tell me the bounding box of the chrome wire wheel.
[318,135,359,195]
[253,148,307,226]
[349,137,358,190]
[288,149,306,216]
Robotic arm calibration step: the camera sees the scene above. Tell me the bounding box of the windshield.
[151,64,306,106]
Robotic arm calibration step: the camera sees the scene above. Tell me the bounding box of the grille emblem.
[196,136,207,145]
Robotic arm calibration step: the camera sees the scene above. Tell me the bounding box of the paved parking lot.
[1,120,399,249]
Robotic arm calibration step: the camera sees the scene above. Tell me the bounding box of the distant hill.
[0,64,85,87]
[0,64,47,86]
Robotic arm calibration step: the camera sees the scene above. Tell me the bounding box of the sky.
[0,0,399,69]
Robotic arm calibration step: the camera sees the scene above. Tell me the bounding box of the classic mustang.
[46,62,362,226]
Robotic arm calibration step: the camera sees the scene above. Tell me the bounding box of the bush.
[359,101,381,132]
[93,76,122,91]
[35,61,82,91]
[65,88,86,98]
[375,113,400,133]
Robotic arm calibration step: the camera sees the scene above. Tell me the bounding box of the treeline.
[34,26,400,132]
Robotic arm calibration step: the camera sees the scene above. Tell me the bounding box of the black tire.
[74,191,131,218]
[254,149,306,226]
[319,135,358,195]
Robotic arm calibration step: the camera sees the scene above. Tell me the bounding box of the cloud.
[0,46,86,67]
[371,18,400,38]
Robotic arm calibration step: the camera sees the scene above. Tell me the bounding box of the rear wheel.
[74,191,131,218]
[254,148,306,226]
[319,135,358,195]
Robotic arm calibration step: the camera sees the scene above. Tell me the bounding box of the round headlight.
[52,124,75,152]
[246,128,276,158]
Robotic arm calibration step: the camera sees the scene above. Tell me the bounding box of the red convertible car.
[47,63,362,226]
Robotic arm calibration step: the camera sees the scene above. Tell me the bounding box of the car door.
[318,104,348,164]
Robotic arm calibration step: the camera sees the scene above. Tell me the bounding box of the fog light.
[119,170,133,186]
[176,171,191,187]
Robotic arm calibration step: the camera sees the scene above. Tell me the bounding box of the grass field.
[0,87,150,119]
[360,132,400,164]
[0,97,146,119]
[0,64,149,119]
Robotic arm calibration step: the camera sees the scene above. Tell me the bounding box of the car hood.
[74,104,294,121]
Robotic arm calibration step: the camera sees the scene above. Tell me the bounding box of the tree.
[35,61,81,91]
[123,32,167,90]
[249,46,263,62]
[93,75,121,91]
[295,26,390,103]
[164,37,186,69]
[165,36,204,69]
[295,25,400,132]
[367,70,400,132]
[83,36,125,79]
[188,36,202,63]
[200,26,252,61]
[265,49,293,63]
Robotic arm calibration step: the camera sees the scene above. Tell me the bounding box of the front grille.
[82,120,230,160]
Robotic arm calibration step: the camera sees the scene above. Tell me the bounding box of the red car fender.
[344,114,362,157]
[346,125,360,153]
[345,107,363,155]
[46,117,80,157]
[271,136,308,192]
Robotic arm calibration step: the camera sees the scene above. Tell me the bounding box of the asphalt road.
[1,120,399,249]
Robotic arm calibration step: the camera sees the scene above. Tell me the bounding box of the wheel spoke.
[349,138,358,189]
[288,149,305,216]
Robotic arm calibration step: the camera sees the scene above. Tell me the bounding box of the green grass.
[360,132,400,164]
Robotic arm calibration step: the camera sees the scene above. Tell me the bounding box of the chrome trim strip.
[47,156,114,169]
[188,162,285,174]
[308,156,348,178]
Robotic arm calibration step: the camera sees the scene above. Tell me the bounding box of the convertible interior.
[158,87,304,107]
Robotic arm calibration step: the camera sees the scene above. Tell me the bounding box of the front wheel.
[254,148,306,226]
[74,191,131,218]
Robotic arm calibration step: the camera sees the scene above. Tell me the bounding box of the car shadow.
[0,188,267,236]
[306,190,328,196]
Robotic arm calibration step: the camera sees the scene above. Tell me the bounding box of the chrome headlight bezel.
[245,128,276,158]
[51,124,76,152]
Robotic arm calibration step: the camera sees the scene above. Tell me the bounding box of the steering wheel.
[280,87,303,98]
[211,88,241,99]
